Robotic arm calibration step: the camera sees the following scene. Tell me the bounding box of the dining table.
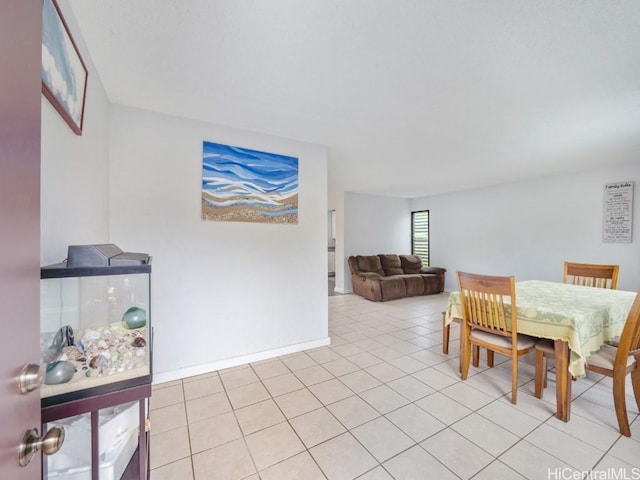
[444,280,637,422]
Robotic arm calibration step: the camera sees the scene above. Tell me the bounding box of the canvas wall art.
[41,0,88,135]
[202,141,299,224]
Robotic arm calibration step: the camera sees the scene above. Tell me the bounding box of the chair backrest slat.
[457,271,516,338]
[564,262,619,290]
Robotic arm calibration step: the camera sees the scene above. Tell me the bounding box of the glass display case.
[40,251,152,479]
[40,262,152,407]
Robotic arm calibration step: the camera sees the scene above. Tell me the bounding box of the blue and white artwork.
[202,141,299,224]
[42,0,88,135]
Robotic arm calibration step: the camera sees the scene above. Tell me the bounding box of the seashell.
[83,330,100,341]
[89,355,109,369]
[76,340,85,353]
[62,346,83,361]
[41,347,61,363]
[44,361,75,385]
[51,326,74,350]
[132,337,146,348]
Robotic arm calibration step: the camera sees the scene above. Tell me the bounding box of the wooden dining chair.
[442,311,482,370]
[457,271,537,404]
[535,261,621,397]
[563,261,619,289]
[535,290,640,437]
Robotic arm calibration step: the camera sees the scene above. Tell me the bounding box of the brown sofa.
[348,254,446,302]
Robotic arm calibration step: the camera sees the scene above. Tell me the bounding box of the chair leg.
[442,312,450,354]
[511,356,518,404]
[631,363,640,411]
[472,345,480,367]
[460,326,471,380]
[487,350,494,367]
[544,352,549,388]
[612,374,631,437]
[534,349,546,399]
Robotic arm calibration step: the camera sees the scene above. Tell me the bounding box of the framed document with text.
[603,181,633,243]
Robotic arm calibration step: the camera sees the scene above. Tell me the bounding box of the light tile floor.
[149,293,640,480]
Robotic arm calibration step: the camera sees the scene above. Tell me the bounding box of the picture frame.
[202,141,299,224]
[41,0,88,135]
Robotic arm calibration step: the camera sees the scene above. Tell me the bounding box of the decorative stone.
[132,337,146,348]
[122,307,147,329]
[44,361,75,385]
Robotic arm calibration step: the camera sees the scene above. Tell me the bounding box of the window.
[411,210,429,266]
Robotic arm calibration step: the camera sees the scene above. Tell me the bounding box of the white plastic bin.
[46,401,140,479]
[46,427,138,480]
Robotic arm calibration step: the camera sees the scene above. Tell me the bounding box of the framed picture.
[41,0,88,135]
[202,141,299,224]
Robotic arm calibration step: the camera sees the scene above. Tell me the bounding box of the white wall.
[340,192,411,292]
[411,163,640,292]
[41,0,111,265]
[41,2,329,384]
[109,106,329,382]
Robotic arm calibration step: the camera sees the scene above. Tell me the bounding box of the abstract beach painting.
[202,141,299,224]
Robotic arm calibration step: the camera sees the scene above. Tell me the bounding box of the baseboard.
[334,287,350,294]
[153,336,331,385]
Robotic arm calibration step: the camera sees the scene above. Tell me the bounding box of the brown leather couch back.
[399,255,423,274]
[379,254,404,276]
[350,255,384,276]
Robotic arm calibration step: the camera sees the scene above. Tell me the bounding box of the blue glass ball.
[122,306,147,329]
[45,361,75,385]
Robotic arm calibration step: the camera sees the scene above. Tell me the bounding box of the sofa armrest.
[420,266,446,275]
[357,272,384,281]
[351,271,383,301]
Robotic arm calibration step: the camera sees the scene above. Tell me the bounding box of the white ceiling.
[68,0,640,198]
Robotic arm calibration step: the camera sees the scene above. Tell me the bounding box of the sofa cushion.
[355,255,384,276]
[399,255,423,274]
[422,274,444,294]
[379,277,407,300]
[402,274,425,296]
[379,254,404,276]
